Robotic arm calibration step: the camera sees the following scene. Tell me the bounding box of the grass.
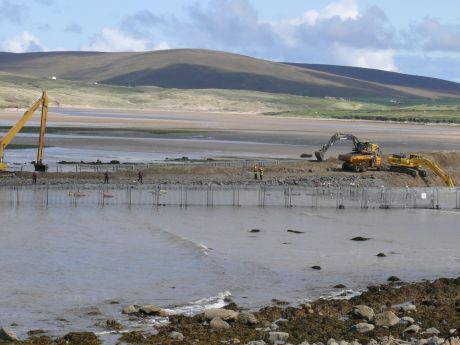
[1,71,460,124]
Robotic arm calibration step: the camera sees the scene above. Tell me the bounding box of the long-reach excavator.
[315,133,382,172]
[0,91,49,172]
[315,133,360,161]
[388,154,455,187]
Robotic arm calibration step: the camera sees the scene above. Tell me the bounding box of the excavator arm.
[388,154,455,187]
[315,133,360,161]
[412,156,455,188]
[0,91,48,171]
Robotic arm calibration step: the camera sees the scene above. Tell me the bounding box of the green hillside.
[1,49,460,99]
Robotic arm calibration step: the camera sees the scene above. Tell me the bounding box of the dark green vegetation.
[1,49,460,122]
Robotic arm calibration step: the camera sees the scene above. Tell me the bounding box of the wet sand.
[2,108,460,157]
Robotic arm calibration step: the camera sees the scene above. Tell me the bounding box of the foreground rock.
[266,331,289,343]
[139,304,168,317]
[5,276,460,345]
[210,317,231,330]
[0,328,19,341]
[352,323,375,333]
[205,308,239,321]
[352,305,375,322]
[373,311,400,327]
[122,304,139,315]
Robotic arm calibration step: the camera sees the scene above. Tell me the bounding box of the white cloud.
[2,32,44,53]
[153,41,170,50]
[82,28,171,52]
[303,0,359,26]
[169,0,395,69]
[334,45,397,71]
[412,18,460,52]
[82,28,150,52]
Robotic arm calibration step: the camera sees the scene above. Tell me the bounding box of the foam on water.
[163,290,232,316]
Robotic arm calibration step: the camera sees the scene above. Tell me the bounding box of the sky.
[1,0,460,81]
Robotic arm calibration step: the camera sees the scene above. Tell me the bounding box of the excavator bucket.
[34,162,48,172]
[315,151,325,161]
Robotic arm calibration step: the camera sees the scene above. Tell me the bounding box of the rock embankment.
[1,277,459,345]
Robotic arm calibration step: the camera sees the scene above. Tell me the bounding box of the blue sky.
[1,0,460,81]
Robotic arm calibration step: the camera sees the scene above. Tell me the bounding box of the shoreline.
[2,276,459,344]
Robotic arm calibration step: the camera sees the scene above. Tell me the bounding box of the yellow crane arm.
[36,92,48,165]
[413,157,455,188]
[0,91,48,168]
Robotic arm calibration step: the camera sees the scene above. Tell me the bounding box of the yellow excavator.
[0,91,48,172]
[388,154,455,187]
[315,133,382,172]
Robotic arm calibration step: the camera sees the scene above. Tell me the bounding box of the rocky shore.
[1,276,459,345]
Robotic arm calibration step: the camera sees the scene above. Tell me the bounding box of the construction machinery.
[338,141,382,172]
[314,133,360,161]
[388,154,455,187]
[315,133,382,172]
[0,91,49,172]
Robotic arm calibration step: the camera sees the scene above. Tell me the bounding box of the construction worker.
[32,172,37,184]
[104,171,109,184]
[138,170,144,184]
[253,164,259,180]
[259,167,264,180]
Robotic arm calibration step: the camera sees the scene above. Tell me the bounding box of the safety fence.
[1,185,459,209]
[31,159,302,173]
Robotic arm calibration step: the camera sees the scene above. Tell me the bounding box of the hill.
[1,49,460,99]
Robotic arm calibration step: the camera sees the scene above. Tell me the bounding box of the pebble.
[266,331,289,343]
[140,304,168,317]
[205,308,239,321]
[422,328,440,335]
[352,323,375,333]
[238,312,258,325]
[376,253,387,257]
[327,338,339,345]
[387,276,401,282]
[374,311,400,327]
[169,331,184,341]
[210,317,231,330]
[122,305,139,315]
[246,341,267,345]
[352,305,375,322]
[400,316,415,324]
[404,324,421,334]
[311,265,322,270]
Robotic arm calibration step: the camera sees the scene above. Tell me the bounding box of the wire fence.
[1,185,459,209]
[38,159,302,173]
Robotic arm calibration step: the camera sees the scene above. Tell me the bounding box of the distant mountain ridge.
[0,49,459,99]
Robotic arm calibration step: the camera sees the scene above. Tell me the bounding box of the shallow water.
[0,205,459,340]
